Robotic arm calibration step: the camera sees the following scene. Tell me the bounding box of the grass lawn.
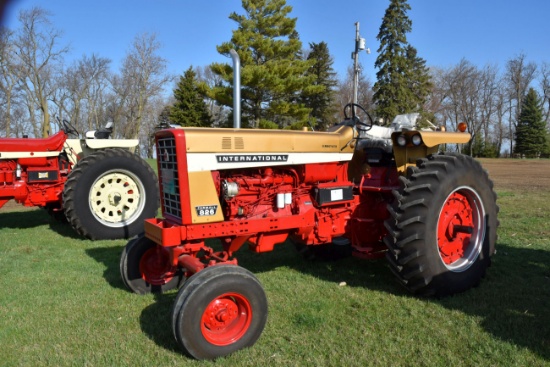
[0,158,549,366]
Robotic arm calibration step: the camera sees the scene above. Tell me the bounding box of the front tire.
[171,265,268,360]
[384,153,498,297]
[63,148,159,240]
[120,234,182,294]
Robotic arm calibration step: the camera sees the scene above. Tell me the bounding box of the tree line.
[1,1,549,158]
[0,7,171,157]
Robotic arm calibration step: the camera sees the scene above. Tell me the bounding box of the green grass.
[1,180,549,366]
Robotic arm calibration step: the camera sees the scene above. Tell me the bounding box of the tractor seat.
[357,125,394,153]
[0,131,66,152]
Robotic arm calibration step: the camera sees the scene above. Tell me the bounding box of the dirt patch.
[477,158,550,192]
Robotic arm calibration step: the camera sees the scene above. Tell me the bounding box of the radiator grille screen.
[157,136,181,220]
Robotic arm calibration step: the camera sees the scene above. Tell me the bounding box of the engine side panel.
[187,171,224,223]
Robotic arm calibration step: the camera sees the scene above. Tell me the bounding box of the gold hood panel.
[418,131,471,147]
[179,126,355,154]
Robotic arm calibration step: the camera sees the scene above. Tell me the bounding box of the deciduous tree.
[112,32,172,140]
[13,7,68,137]
[0,28,18,136]
[55,54,111,133]
[335,64,373,122]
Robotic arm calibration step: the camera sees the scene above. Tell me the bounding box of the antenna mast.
[352,22,370,106]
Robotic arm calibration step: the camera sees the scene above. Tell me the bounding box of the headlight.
[411,134,422,146]
[396,135,407,147]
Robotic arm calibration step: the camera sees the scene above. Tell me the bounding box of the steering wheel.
[62,119,79,137]
[343,103,374,132]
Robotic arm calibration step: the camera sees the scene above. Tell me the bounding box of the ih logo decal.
[195,205,218,217]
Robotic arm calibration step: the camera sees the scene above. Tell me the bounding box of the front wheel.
[171,265,268,360]
[63,148,159,240]
[384,153,498,297]
[120,234,182,294]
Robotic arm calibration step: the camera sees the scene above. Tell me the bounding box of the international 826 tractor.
[119,54,498,360]
[0,121,159,240]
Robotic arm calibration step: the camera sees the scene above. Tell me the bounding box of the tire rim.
[139,246,174,285]
[437,186,486,272]
[89,169,146,227]
[201,293,252,346]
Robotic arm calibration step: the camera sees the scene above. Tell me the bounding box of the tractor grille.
[157,136,182,220]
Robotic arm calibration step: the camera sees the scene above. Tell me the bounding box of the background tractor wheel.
[120,234,182,294]
[171,265,268,360]
[63,148,159,240]
[384,153,499,297]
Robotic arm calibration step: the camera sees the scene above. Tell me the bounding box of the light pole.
[352,22,370,106]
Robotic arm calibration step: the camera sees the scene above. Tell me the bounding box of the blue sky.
[3,0,550,84]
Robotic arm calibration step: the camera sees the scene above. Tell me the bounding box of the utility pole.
[352,22,370,106]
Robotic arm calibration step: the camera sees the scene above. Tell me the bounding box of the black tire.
[120,234,182,294]
[384,153,498,297]
[171,265,268,360]
[63,148,159,240]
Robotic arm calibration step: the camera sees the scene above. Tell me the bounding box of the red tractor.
[119,94,498,359]
[0,121,159,240]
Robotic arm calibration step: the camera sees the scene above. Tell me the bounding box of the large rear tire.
[384,153,498,297]
[171,265,268,360]
[63,148,159,240]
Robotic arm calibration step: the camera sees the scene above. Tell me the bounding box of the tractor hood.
[173,125,355,154]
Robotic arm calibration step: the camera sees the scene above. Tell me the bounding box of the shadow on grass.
[85,245,128,291]
[436,243,550,361]
[139,293,182,354]
[0,207,83,239]
[0,208,50,229]
[84,237,550,361]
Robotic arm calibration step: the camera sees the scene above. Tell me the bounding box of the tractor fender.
[85,138,139,150]
[63,138,139,164]
[391,130,471,173]
[415,131,471,147]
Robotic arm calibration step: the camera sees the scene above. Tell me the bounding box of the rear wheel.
[63,148,159,240]
[120,234,182,294]
[171,265,268,360]
[384,153,498,297]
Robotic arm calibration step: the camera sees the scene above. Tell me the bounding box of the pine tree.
[373,0,432,124]
[301,42,338,131]
[514,88,548,158]
[169,67,212,127]
[210,0,317,128]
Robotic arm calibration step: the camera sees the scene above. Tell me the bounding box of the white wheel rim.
[89,169,146,227]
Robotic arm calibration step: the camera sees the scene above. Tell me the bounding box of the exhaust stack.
[229,49,241,129]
